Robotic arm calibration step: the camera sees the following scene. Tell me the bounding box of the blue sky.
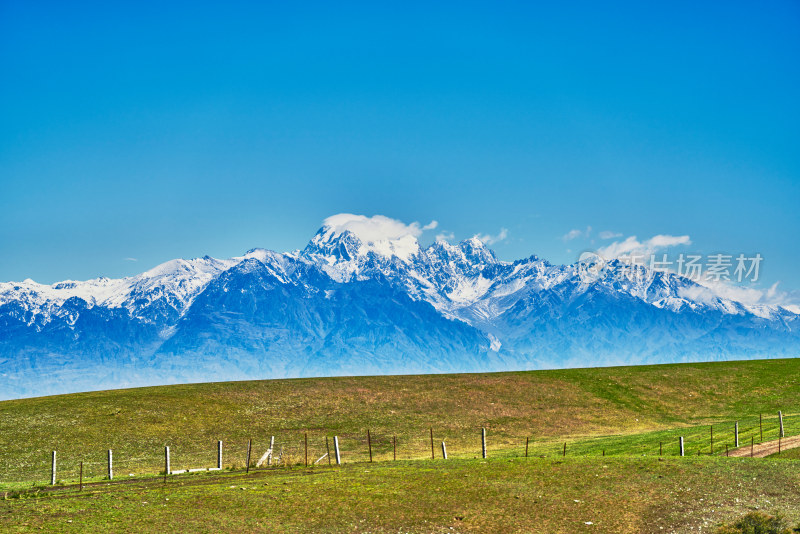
[1,1,798,302]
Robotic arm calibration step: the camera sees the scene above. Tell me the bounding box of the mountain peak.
[304,223,420,263]
[459,237,498,263]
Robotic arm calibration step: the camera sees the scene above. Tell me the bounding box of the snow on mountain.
[0,221,797,400]
[0,256,237,328]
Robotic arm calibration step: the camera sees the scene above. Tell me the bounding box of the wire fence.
[1,411,796,489]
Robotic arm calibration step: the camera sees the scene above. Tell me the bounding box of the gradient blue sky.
[1,1,798,299]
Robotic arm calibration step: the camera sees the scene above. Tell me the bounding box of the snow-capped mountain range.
[1,221,798,399]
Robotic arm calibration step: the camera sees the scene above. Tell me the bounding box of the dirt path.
[726,434,800,458]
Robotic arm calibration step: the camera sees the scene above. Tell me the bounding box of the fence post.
[726,444,729,457]
[659,441,662,457]
[164,446,170,483]
[326,437,332,466]
[108,449,113,480]
[735,422,739,448]
[562,442,566,457]
[79,461,83,491]
[430,428,435,460]
[779,411,784,438]
[217,440,223,469]
[441,441,448,460]
[333,436,341,465]
[266,436,275,466]
[525,437,529,458]
[679,436,684,457]
[367,430,372,463]
[51,451,56,485]
[482,428,487,459]
[779,436,782,454]
[246,439,252,473]
[710,425,713,454]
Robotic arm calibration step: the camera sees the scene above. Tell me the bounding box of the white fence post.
[481,428,487,459]
[441,441,447,460]
[333,436,341,465]
[779,411,784,438]
[165,446,171,475]
[679,436,685,457]
[51,451,56,485]
[217,440,223,469]
[108,449,113,480]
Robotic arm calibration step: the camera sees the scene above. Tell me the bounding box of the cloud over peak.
[476,228,509,245]
[322,214,437,243]
[597,234,691,259]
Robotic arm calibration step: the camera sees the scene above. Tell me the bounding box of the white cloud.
[476,228,509,245]
[322,213,437,242]
[124,257,138,262]
[596,234,691,260]
[562,226,592,241]
[599,230,622,240]
[590,231,800,313]
[435,231,455,242]
[696,279,800,310]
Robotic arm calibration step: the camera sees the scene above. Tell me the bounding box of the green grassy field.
[2,457,798,533]
[1,358,799,532]
[1,358,798,486]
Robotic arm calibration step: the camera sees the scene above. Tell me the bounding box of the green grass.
[1,358,799,487]
[2,456,799,533]
[767,447,800,459]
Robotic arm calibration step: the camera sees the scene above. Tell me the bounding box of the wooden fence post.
[326,437,332,466]
[525,437,529,458]
[482,428,487,459]
[430,428,435,460]
[710,425,713,454]
[679,436,684,457]
[441,441,448,460]
[333,436,341,465]
[79,461,83,491]
[735,422,739,448]
[51,451,56,485]
[367,430,372,463]
[217,440,223,470]
[659,441,662,456]
[562,442,566,457]
[108,449,113,480]
[246,439,252,473]
[779,411,784,438]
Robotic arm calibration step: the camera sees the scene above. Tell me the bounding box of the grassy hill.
[1,358,798,486]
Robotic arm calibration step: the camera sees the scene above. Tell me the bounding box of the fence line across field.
[13,409,797,488]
